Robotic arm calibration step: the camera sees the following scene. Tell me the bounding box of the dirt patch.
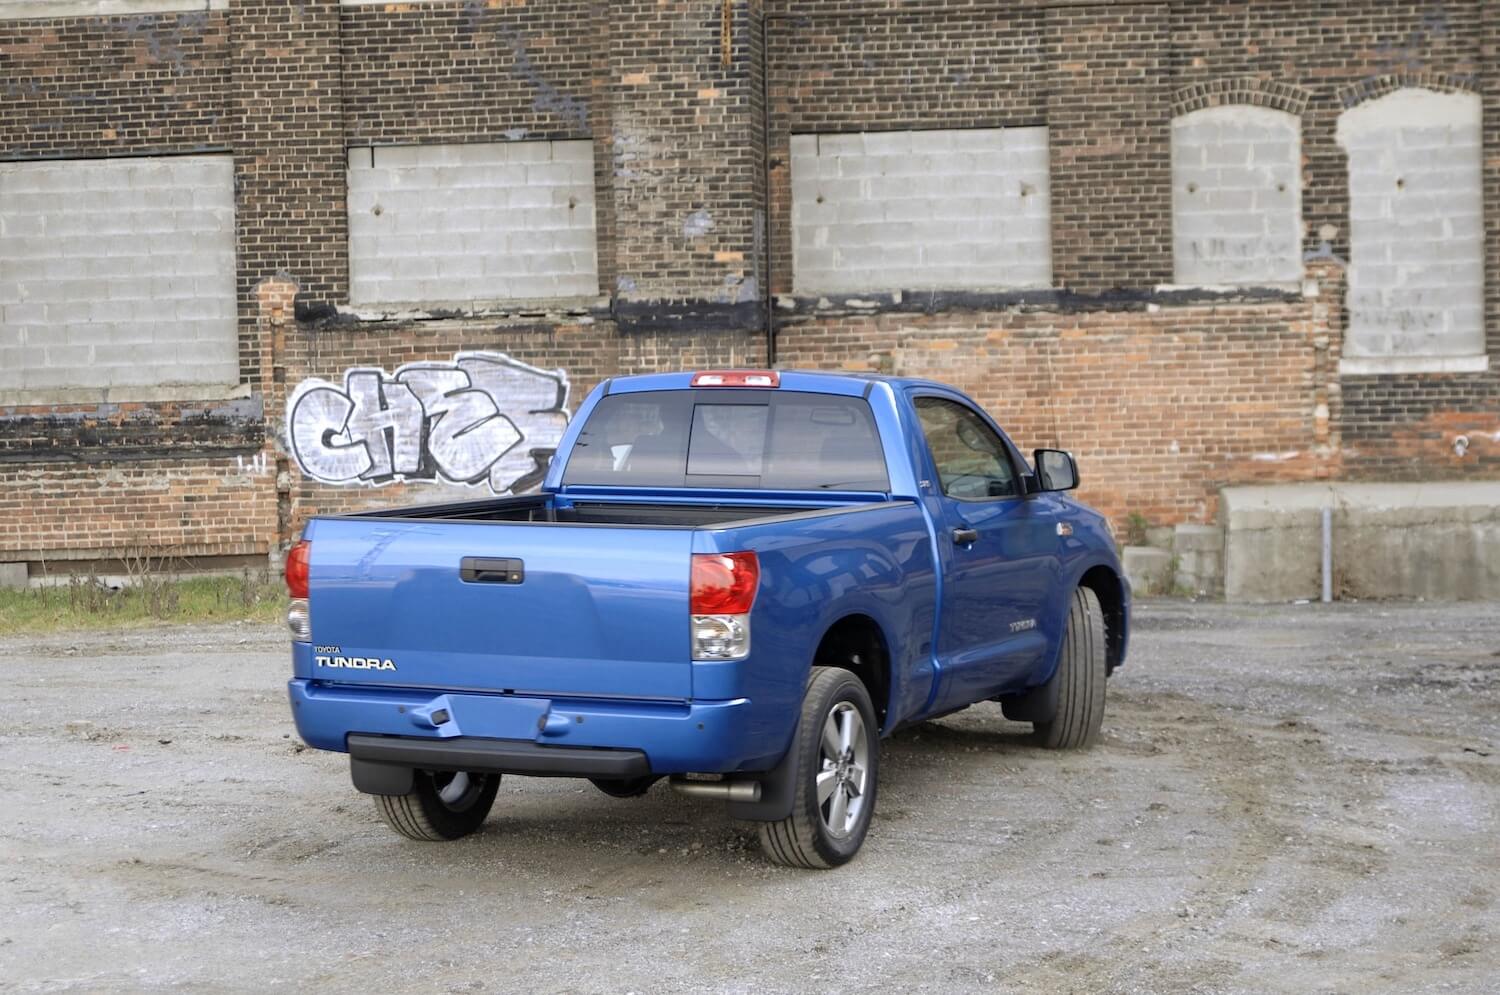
[2,601,1496,993]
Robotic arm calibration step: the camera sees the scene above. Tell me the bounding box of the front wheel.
[375,769,500,841]
[1031,585,1107,750]
[758,667,879,869]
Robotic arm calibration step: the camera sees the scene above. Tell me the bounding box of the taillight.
[691,552,759,614]
[285,540,311,642]
[284,540,311,599]
[691,552,758,662]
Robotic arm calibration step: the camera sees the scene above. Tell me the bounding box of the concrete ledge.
[1338,354,1489,375]
[1222,482,1500,602]
[1123,546,1173,596]
[337,297,608,324]
[0,383,250,408]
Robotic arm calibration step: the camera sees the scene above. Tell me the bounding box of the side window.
[913,396,1019,500]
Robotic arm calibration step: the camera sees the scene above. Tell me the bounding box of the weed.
[0,571,286,635]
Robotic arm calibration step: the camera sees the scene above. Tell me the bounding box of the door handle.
[952,528,979,546]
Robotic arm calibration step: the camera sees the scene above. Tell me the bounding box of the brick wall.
[1168,0,1496,480]
[776,298,1328,526]
[765,2,1046,296]
[1044,2,1173,292]
[0,8,229,159]
[0,0,1495,574]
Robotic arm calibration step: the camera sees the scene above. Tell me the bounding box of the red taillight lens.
[284,540,310,599]
[690,551,759,615]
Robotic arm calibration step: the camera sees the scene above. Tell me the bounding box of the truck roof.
[603,369,951,397]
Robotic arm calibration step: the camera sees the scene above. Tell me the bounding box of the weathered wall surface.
[789,127,1052,294]
[0,0,1495,580]
[1171,105,1302,287]
[1337,88,1485,367]
[346,140,599,307]
[0,154,239,396]
[1221,482,1500,602]
[774,296,1327,526]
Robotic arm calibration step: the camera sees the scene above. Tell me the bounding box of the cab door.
[910,392,1058,713]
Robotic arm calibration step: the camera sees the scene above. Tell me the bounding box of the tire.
[758,667,879,869]
[374,769,500,841]
[589,775,660,799]
[1031,585,1107,750]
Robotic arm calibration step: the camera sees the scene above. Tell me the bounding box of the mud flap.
[350,757,415,796]
[999,669,1060,724]
[725,730,798,822]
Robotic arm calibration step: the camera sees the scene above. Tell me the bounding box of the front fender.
[1030,533,1130,687]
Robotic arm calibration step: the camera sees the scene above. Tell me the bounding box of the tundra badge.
[316,654,397,671]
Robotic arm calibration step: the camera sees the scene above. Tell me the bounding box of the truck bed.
[344,493,857,528]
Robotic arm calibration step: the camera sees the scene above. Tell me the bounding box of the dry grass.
[0,568,286,635]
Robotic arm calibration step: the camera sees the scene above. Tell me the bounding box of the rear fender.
[728,605,897,823]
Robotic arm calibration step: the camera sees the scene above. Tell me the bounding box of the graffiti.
[236,452,269,476]
[286,352,570,494]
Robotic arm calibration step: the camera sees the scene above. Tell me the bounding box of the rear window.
[561,389,890,491]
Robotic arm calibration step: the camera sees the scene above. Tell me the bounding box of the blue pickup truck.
[284,369,1129,867]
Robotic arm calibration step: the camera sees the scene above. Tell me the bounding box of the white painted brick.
[0,154,237,393]
[1338,88,1484,360]
[816,134,864,156]
[1172,105,1301,287]
[861,131,914,155]
[950,129,1005,152]
[348,139,597,305]
[792,127,1051,293]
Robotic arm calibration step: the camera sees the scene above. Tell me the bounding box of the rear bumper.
[347,734,650,794]
[288,679,785,774]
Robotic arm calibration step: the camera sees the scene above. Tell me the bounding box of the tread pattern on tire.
[757,666,876,870]
[1034,585,1107,750]
[376,791,447,842]
[374,772,499,842]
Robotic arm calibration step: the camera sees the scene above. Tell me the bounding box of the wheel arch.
[1076,563,1127,674]
[811,612,894,731]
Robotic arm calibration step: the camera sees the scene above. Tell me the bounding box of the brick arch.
[1170,78,1312,118]
[1336,71,1478,110]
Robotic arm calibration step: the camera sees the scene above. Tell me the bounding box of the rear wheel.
[1031,585,1107,749]
[374,769,500,841]
[758,667,879,869]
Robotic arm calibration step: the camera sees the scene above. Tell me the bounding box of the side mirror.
[1033,449,1078,491]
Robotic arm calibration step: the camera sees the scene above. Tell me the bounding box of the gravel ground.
[2,600,1497,994]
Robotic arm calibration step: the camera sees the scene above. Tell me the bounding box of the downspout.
[759,6,777,365]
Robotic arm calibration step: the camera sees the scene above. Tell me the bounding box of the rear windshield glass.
[561,389,890,491]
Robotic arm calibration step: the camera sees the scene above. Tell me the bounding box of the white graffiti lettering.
[286,352,570,494]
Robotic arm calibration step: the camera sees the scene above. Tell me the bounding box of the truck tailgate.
[303,518,694,699]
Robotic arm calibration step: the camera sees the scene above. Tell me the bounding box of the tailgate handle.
[460,557,525,584]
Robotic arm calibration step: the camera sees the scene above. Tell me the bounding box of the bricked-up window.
[346,141,598,307]
[789,128,1052,295]
[1171,105,1302,287]
[0,154,238,396]
[1337,88,1486,373]
[0,0,228,17]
